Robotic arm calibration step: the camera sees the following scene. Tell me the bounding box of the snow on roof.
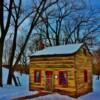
[32,43,83,56]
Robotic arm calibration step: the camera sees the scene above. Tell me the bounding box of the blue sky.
[91,0,100,9]
[22,0,100,11]
[3,0,100,49]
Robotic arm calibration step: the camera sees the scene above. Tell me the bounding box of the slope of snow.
[78,92,100,100]
[0,85,38,100]
[1,68,100,100]
[78,75,100,100]
[1,68,38,100]
[14,71,29,86]
[28,93,76,100]
[2,68,8,85]
[2,67,29,86]
[32,43,83,56]
[93,75,100,92]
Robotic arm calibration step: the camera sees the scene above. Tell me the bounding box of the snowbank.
[93,75,100,92]
[28,93,76,100]
[2,67,29,86]
[0,85,38,100]
[78,75,100,100]
[1,68,38,100]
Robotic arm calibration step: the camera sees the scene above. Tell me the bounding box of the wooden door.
[45,71,53,91]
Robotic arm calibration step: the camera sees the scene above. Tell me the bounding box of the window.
[83,48,87,56]
[84,70,88,82]
[59,71,67,85]
[34,70,41,83]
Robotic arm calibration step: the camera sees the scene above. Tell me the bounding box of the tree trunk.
[7,68,19,86]
[56,35,60,46]
[7,24,18,86]
[0,41,4,87]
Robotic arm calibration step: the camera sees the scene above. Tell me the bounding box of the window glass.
[59,71,67,85]
[34,70,41,83]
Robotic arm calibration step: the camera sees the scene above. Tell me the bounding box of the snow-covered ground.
[28,76,100,100]
[0,85,38,100]
[2,68,29,86]
[27,93,76,100]
[1,68,100,100]
[78,75,100,100]
[0,68,38,100]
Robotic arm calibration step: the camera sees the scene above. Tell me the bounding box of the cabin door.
[45,71,53,91]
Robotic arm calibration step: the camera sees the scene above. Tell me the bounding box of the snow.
[78,75,100,100]
[1,68,38,100]
[28,76,100,100]
[78,92,100,100]
[0,85,38,100]
[1,68,100,100]
[28,93,76,100]
[93,76,100,92]
[2,67,29,86]
[32,43,83,56]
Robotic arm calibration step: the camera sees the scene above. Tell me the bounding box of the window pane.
[34,70,41,83]
[59,71,67,85]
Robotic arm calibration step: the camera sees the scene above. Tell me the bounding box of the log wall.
[75,48,93,96]
[29,48,93,97]
[29,55,77,96]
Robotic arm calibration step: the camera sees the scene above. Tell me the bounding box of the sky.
[22,0,100,9]
[2,0,100,50]
[91,0,100,9]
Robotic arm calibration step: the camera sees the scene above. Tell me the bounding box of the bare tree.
[6,0,59,85]
[0,0,14,86]
[0,0,59,86]
[37,0,88,46]
[63,5,100,47]
[1,0,100,86]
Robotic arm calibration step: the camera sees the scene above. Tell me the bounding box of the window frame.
[59,71,68,85]
[34,70,41,83]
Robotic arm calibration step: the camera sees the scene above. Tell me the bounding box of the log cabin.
[29,43,93,97]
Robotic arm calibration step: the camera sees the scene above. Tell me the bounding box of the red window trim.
[45,71,53,78]
[34,70,41,83]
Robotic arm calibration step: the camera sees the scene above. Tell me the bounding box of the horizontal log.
[29,68,75,75]
[30,84,44,88]
[30,61,74,65]
[30,56,74,61]
[30,64,74,68]
[55,87,76,92]
[30,60,74,64]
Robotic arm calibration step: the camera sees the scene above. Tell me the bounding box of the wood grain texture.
[29,47,93,97]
